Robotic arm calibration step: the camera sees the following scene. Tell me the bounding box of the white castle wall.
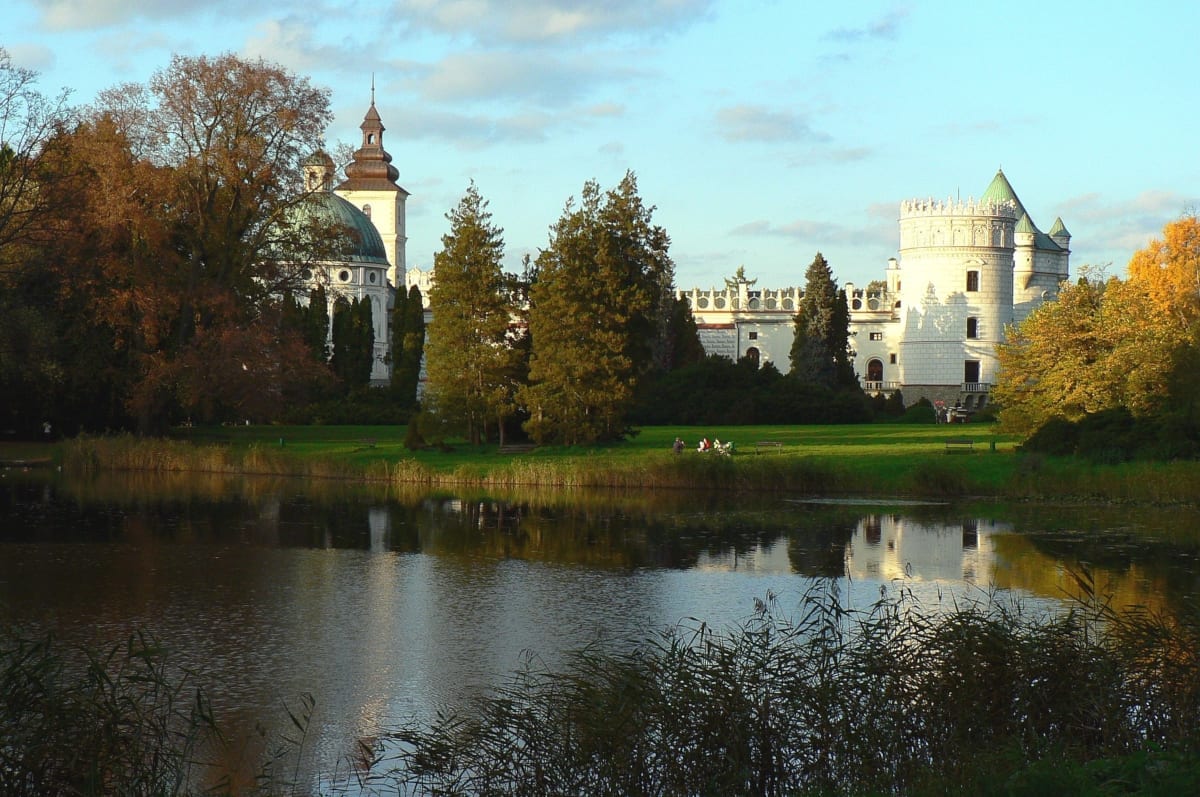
[683,179,1069,407]
[895,197,1018,390]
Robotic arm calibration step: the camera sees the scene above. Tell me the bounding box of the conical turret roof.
[1048,216,1071,239]
[980,169,1026,217]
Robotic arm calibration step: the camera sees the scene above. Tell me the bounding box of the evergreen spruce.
[521,172,676,444]
[304,283,329,362]
[394,284,425,410]
[389,284,424,410]
[330,296,374,390]
[789,252,855,390]
[424,183,520,445]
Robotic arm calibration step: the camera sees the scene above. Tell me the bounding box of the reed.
[369,581,1200,796]
[5,580,1199,795]
[58,427,1200,505]
[0,627,222,795]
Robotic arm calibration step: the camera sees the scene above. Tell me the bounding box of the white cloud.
[823,8,909,44]
[410,49,638,105]
[729,217,891,250]
[33,0,223,31]
[714,104,828,144]
[6,42,56,73]
[395,0,714,45]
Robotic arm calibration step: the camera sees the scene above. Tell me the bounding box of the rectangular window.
[966,317,978,339]
[966,271,980,292]
[964,360,980,383]
[869,332,883,341]
[748,331,758,340]
[889,353,897,364]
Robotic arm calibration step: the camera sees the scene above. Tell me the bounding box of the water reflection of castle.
[845,514,1011,585]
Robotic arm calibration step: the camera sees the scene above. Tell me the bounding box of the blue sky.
[8,0,1199,289]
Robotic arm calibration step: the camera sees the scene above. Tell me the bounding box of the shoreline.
[38,432,1200,508]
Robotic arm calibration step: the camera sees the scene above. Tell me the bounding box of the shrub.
[898,397,936,424]
[1022,416,1079,456]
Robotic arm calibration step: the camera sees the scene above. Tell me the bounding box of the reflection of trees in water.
[785,505,860,577]
[10,472,1200,610]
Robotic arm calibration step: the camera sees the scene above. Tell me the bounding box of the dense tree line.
[996,215,1200,460]
[418,177,871,443]
[0,51,393,436]
[0,49,879,441]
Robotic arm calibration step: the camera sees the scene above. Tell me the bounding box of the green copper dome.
[294,191,390,265]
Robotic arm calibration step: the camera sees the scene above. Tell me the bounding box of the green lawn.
[48,422,1200,503]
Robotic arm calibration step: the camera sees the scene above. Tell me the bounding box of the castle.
[309,101,1070,406]
[682,170,1071,408]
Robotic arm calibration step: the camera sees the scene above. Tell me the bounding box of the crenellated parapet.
[899,197,1020,220]
[680,285,802,312]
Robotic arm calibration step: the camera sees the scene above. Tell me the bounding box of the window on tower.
[966,270,980,292]
[966,317,978,339]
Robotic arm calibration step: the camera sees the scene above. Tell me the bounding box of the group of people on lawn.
[673,437,734,455]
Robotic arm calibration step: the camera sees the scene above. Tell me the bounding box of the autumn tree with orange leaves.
[0,53,342,435]
[997,215,1200,441]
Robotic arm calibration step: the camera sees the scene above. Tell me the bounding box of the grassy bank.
[46,423,1200,504]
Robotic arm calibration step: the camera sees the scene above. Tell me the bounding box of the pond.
[2,468,1198,789]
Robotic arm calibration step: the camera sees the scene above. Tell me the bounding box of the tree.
[789,253,855,389]
[994,271,1182,435]
[424,183,521,445]
[330,296,374,391]
[521,172,676,445]
[86,53,333,430]
[391,284,425,411]
[0,48,70,272]
[665,295,706,370]
[1127,213,1200,330]
[0,50,75,434]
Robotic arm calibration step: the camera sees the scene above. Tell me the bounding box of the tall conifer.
[521,172,676,444]
[424,183,519,444]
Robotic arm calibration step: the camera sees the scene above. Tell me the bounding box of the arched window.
[966,317,978,338]
[744,347,760,369]
[867,358,883,382]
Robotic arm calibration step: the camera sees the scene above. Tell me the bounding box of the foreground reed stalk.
[4,578,1199,795]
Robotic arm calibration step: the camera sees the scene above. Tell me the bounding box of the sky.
[7,0,1200,290]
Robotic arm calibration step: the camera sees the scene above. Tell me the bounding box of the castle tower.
[980,169,1070,324]
[335,95,409,290]
[894,175,1019,404]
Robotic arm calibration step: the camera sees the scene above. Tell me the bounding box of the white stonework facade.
[684,170,1070,408]
[293,99,412,386]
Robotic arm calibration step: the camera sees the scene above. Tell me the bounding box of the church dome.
[293,191,390,265]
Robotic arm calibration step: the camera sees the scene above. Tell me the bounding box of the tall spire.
[337,94,402,191]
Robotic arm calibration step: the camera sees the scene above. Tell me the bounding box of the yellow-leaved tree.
[1127,213,1200,329]
[995,270,1184,436]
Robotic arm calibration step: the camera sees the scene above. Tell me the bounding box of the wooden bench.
[498,443,537,454]
[755,441,783,453]
[945,438,974,453]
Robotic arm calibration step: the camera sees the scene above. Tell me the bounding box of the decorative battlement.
[680,285,802,312]
[900,197,1019,220]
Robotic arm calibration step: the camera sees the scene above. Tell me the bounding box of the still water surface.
[2,469,1199,786]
